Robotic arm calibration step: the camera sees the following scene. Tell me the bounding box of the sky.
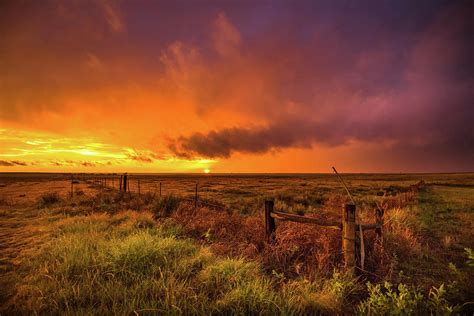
[0,0,473,173]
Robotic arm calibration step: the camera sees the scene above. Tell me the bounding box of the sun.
[203,168,211,174]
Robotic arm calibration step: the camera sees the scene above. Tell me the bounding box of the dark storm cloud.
[170,118,341,158]
[169,0,474,166]
[171,102,474,163]
[0,0,473,171]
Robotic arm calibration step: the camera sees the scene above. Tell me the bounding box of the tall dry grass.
[4,179,469,314]
[9,209,363,315]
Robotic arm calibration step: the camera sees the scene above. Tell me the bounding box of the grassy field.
[0,173,473,314]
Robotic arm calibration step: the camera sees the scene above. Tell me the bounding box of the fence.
[264,200,384,273]
[69,173,232,212]
[70,173,158,196]
[69,173,426,273]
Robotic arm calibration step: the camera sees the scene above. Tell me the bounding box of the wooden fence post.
[375,208,384,240]
[138,179,141,195]
[70,175,74,198]
[123,173,128,193]
[194,183,198,209]
[119,175,122,191]
[159,181,162,197]
[342,203,356,272]
[265,200,276,243]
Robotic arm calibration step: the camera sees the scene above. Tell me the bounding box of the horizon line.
[1,171,473,175]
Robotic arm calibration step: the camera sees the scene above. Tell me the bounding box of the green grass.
[1,173,474,314]
[10,210,364,315]
[414,185,474,254]
[377,184,474,304]
[9,206,470,315]
[358,282,459,315]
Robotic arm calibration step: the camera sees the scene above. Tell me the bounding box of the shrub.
[199,258,261,296]
[131,213,156,229]
[38,192,62,207]
[371,207,422,276]
[21,217,207,315]
[261,221,341,278]
[283,271,359,314]
[170,206,265,258]
[213,278,279,314]
[108,232,197,276]
[357,282,459,315]
[274,200,290,212]
[173,247,214,279]
[140,191,157,205]
[199,258,281,314]
[465,248,474,267]
[428,284,460,314]
[358,282,423,315]
[153,195,181,217]
[124,195,145,211]
[54,213,112,235]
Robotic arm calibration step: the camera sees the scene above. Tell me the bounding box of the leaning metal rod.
[333,166,366,271]
[332,166,356,205]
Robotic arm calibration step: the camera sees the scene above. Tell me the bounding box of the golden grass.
[1,173,473,314]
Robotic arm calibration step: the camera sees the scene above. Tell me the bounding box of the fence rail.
[66,172,427,273]
[270,210,342,230]
[265,200,384,273]
[70,173,234,213]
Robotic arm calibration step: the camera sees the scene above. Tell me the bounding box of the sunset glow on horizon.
[1,1,472,173]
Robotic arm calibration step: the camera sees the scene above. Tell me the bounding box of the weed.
[358,281,459,315]
[2,173,473,314]
[199,258,261,296]
[358,282,424,315]
[153,195,181,217]
[14,214,206,314]
[38,192,62,207]
[465,248,474,267]
[213,277,279,314]
[282,271,359,314]
[428,284,460,314]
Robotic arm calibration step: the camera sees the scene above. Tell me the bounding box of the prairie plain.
[0,172,473,314]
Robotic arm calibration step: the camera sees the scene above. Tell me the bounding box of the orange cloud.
[0,1,472,172]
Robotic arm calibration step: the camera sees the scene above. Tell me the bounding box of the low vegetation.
[37,191,62,208]
[0,174,473,314]
[358,282,457,315]
[8,210,362,314]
